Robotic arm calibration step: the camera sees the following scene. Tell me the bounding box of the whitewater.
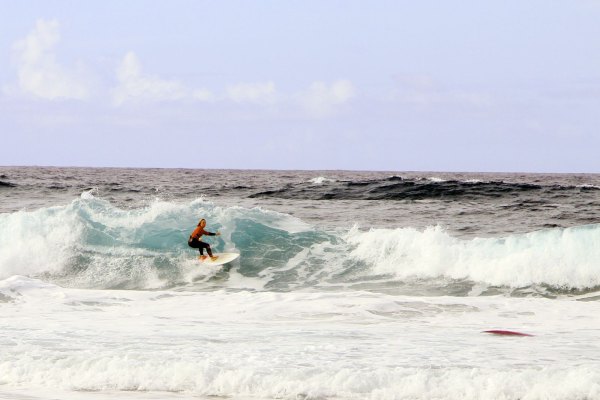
[1,167,600,399]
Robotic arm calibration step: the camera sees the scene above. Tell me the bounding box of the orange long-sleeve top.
[189,227,214,240]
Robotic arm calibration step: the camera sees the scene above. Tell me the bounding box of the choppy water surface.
[3,167,600,235]
[1,167,600,399]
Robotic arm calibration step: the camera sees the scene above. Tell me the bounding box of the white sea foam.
[346,224,600,289]
[0,205,83,278]
[427,176,446,182]
[1,276,600,399]
[309,176,336,185]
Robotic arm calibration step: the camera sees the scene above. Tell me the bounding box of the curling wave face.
[1,191,600,295]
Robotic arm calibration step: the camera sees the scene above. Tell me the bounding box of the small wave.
[577,184,600,190]
[0,180,16,188]
[386,175,403,181]
[427,177,446,182]
[309,176,336,185]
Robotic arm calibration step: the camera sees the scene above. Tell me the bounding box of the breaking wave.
[1,191,599,295]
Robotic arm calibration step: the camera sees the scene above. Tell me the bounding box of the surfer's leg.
[205,244,218,260]
[189,239,207,259]
[197,241,212,257]
[199,249,207,260]
[198,245,207,260]
[208,248,217,261]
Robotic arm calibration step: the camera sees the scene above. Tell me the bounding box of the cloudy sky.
[1,1,600,172]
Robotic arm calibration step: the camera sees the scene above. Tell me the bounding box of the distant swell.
[249,176,598,201]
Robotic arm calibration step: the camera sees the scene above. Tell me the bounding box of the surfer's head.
[198,218,206,228]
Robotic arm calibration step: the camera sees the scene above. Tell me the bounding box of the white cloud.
[9,19,91,100]
[112,52,193,106]
[192,89,215,102]
[297,79,356,116]
[226,82,277,104]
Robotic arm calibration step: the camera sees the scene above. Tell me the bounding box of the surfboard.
[198,252,240,267]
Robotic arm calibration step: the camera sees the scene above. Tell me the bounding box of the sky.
[1,0,600,172]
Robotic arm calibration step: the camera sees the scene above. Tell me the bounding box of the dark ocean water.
[1,167,599,236]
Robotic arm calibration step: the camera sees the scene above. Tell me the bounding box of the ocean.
[1,166,600,399]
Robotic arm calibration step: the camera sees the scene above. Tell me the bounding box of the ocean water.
[1,167,600,399]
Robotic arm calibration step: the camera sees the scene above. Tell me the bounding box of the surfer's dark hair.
[198,218,206,226]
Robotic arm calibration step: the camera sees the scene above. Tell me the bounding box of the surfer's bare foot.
[210,256,218,261]
[199,255,208,260]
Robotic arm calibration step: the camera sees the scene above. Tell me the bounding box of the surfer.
[188,218,221,261]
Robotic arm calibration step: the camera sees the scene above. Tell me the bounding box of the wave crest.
[347,224,600,290]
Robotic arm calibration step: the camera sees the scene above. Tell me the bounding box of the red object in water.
[483,330,534,337]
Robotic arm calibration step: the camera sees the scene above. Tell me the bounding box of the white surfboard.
[198,252,240,267]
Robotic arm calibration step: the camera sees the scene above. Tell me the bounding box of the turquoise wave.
[0,191,337,290]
